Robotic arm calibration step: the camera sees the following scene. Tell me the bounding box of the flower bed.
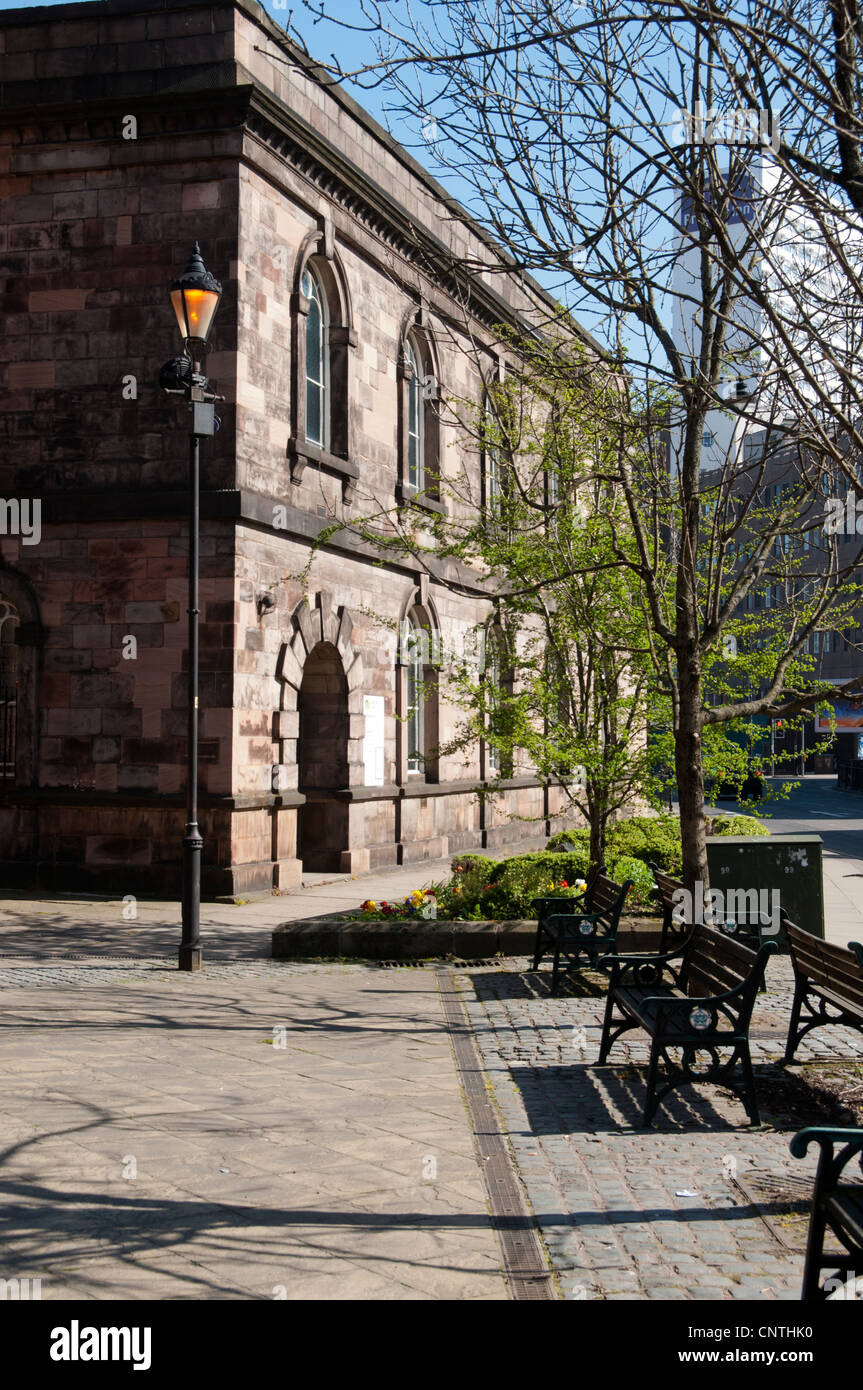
[360,888,438,921]
[359,867,589,923]
[354,812,770,926]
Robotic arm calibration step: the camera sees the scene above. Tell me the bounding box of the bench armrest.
[600,939,690,968]
[599,945,687,990]
[531,894,587,918]
[790,1126,863,1161]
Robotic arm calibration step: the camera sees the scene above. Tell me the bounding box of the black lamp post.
[160,243,222,972]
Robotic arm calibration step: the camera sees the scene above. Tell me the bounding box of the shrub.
[479,851,588,919]
[547,816,683,874]
[545,828,591,853]
[450,854,497,877]
[608,815,682,874]
[708,814,770,837]
[442,855,497,917]
[607,854,658,906]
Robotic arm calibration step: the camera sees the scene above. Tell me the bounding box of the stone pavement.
[0,851,496,963]
[760,775,863,949]
[0,957,508,1300]
[2,788,862,1304]
[456,953,863,1301]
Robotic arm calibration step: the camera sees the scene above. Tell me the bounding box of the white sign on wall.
[363,695,385,786]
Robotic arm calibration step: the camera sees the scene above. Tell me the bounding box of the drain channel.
[437,968,556,1301]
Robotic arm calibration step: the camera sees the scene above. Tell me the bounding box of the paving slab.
[0,960,509,1301]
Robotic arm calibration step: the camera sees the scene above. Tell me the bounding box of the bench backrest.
[585,873,629,920]
[648,860,685,921]
[649,862,683,908]
[682,924,762,1001]
[786,922,863,1015]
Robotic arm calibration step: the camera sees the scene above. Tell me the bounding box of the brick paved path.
[457,956,862,1301]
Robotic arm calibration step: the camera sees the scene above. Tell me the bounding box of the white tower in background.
[670,149,778,473]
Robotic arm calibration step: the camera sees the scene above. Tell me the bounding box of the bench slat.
[685,937,756,999]
[786,924,863,972]
[789,952,863,1002]
[814,984,863,1023]
[825,1190,863,1248]
[786,924,863,1014]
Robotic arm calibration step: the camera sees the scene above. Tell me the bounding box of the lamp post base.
[180,818,203,972]
[178,943,203,972]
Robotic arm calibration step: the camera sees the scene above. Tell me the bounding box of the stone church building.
[0,0,583,896]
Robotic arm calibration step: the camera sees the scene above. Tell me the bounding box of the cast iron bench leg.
[643,1039,661,1127]
[532,926,544,972]
[783,982,805,1064]
[801,1200,830,1302]
[740,1045,760,1125]
[598,987,618,1063]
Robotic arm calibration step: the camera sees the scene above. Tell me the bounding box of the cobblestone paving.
[456,955,863,1301]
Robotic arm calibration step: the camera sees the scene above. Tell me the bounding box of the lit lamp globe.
[169,242,222,348]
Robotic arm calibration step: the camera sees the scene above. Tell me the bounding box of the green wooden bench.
[530,872,633,995]
[648,861,687,952]
[649,862,772,990]
[598,923,777,1126]
[784,923,863,1062]
[790,1127,863,1300]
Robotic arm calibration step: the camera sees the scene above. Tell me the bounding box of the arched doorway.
[297,641,350,870]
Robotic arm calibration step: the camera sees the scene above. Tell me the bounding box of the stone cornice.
[33,486,500,597]
[0,0,602,355]
[241,85,558,340]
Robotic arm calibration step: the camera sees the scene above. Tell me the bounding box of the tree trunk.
[675,652,709,903]
[587,785,608,882]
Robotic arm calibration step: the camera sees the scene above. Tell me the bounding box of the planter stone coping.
[271,914,663,960]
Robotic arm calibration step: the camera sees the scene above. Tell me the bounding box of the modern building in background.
[670,148,863,775]
[0,0,584,895]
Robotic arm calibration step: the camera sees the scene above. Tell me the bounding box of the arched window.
[399,603,440,781]
[289,242,357,500]
[406,335,424,491]
[302,266,328,449]
[398,321,441,505]
[406,612,425,774]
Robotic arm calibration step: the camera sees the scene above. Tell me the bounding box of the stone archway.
[274,591,365,876]
[297,641,349,870]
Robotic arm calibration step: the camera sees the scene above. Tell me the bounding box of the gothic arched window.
[399,604,440,782]
[399,322,441,504]
[302,265,328,449]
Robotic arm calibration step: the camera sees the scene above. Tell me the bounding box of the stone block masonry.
[0,0,587,897]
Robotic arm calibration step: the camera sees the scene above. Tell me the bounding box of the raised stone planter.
[271,914,663,960]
